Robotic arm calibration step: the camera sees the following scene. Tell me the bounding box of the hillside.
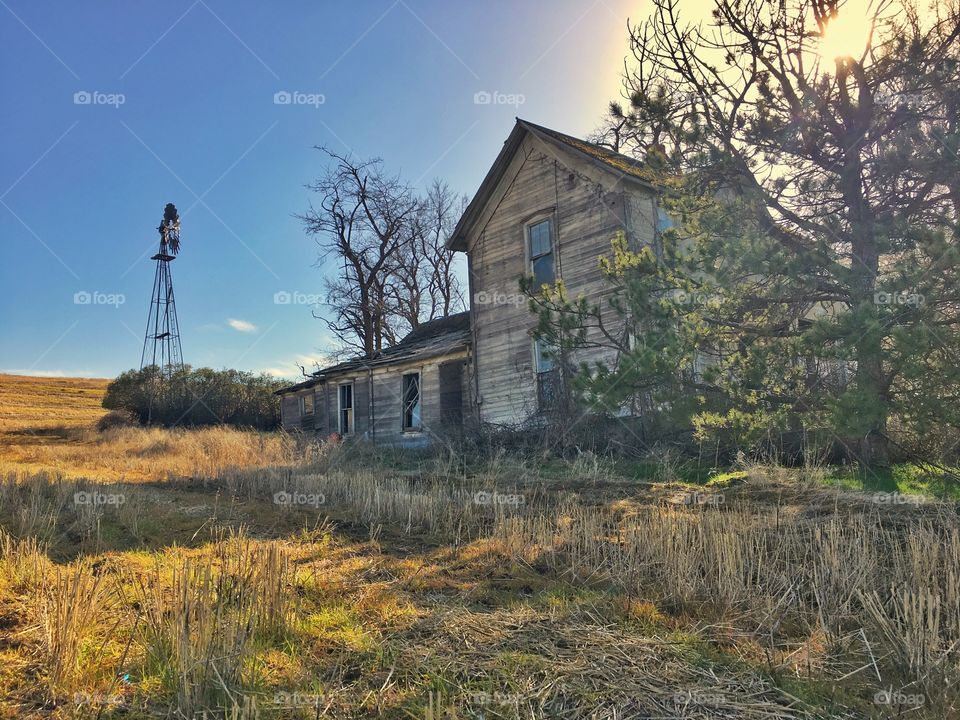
[0,374,110,431]
[0,374,292,481]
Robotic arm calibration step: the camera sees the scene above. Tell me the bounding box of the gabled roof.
[275,312,470,395]
[522,120,656,183]
[447,118,659,251]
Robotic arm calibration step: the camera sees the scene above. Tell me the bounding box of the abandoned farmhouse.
[277,119,671,444]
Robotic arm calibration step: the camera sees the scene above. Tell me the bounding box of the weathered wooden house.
[277,119,669,442]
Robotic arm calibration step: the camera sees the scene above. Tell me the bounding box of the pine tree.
[537,0,960,466]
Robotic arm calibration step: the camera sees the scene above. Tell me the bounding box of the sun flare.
[817,0,874,63]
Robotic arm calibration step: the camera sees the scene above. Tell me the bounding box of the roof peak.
[516,118,649,174]
[447,118,659,251]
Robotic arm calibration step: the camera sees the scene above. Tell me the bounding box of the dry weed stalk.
[41,562,106,695]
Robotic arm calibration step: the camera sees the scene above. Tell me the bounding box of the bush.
[102,366,285,429]
[96,409,137,432]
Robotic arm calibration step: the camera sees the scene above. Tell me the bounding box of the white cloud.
[260,367,299,380]
[227,318,257,333]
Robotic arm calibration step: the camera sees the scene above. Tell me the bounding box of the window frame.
[525,215,556,288]
[532,337,557,375]
[337,382,354,435]
[298,391,315,417]
[400,371,422,432]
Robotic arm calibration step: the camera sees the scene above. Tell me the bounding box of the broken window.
[402,373,421,430]
[533,338,561,410]
[656,206,675,233]
[533,337,557,373]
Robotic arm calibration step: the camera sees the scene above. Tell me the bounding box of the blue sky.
[0,0,654,380]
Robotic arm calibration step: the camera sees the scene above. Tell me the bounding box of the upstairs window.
[401,373,422,430]
[338,383,353,434]
[527,218,555,287]
[298,392,314,416]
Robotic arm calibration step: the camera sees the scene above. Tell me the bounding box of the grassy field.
[0,374,295,481]
[0,375,958,719]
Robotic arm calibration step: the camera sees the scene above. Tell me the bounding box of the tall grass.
[491,501,960,704]
[137,531,298,716]
[3,438,960,717]
[41,562,107,695]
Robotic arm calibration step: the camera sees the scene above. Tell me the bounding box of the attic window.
[527,218,555,287]
[402,373,421,430]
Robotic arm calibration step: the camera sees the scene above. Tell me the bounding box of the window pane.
[339,384,353,433]
[528,220,551,257]
[656,207,674,233]
[534,339,557,373]
[402,374,421,429]
[532,254,554,286]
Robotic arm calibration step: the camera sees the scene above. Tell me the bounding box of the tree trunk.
[843,152,890,467]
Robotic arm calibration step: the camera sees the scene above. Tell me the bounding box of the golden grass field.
[0,374,294,481]
[0,375,958,719]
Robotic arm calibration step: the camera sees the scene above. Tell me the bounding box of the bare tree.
[300,153,468,357]
[391,180,467,331]
[298,148,420,357]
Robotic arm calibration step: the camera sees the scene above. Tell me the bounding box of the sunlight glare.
[818,0,874,63]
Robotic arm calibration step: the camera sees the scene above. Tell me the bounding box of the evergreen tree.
[535,0,960,466]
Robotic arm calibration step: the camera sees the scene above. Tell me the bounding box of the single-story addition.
[276,312,471,447]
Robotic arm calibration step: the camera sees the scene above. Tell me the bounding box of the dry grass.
[1,375,959,718]
[2,463,956,718]
[0,374,110,432]
[0,373,295,480]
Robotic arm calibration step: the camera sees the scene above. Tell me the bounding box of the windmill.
[140,203,184,377]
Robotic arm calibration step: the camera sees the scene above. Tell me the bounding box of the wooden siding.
[466,134,658,427]
[280,394,300,431]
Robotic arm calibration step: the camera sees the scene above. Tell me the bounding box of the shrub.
[95,409,137,432]
[103,366,285,429]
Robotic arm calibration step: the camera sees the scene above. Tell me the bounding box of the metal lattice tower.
[140,203,184,377]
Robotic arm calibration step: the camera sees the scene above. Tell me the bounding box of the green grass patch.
[303,604,375,652]
[613,459,718,485]
[706,470,748,487]
[822,462,960,501]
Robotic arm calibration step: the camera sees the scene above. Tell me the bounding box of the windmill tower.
[140,203,184,376]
